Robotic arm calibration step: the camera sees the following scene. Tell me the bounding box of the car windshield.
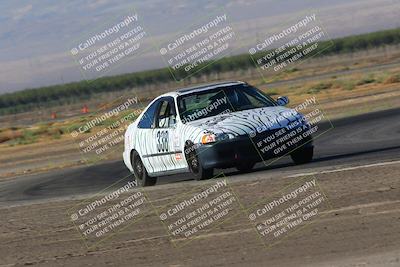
[177,84,276,123]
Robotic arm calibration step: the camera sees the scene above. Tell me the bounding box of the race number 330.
[157,130,169,152]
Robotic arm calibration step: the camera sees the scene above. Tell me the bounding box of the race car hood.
[184,106,304,137]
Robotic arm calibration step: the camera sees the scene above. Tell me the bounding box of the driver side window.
[155,98,177,128]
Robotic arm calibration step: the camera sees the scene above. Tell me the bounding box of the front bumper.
[197,127,313,169]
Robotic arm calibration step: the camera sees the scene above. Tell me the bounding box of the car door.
[152,97,186,174]
[135,99,161,175]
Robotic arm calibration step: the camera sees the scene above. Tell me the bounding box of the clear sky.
[0,0,399,93]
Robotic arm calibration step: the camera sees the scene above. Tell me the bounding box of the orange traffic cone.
[81,105,89,114]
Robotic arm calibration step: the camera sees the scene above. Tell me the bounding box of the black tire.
[185,142,213,181]
[131,151,157,187]
[290,146,314,165]
[236,161,256,172]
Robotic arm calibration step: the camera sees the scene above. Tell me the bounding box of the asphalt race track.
[1,108,399,206]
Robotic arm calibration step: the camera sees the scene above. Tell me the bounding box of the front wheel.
[236,161,256,173]
[290,146,314,165]
[132,151,157,187]
[185,142,213,181]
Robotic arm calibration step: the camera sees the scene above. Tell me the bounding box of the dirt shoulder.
[1,162,399,266]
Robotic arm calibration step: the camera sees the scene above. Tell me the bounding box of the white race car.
[123,81,313,186]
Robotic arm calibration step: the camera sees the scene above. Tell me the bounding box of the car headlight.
[201,133,229,144]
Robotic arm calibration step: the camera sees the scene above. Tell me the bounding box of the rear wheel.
[290,146,314,165]
[131,151,157,187]
[185,142,213,180]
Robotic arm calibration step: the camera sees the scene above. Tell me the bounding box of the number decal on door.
[156,130,169,152]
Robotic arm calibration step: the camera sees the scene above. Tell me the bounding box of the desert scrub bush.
[307,82,333,94]
[263,88,279,96]
[48,128,63,139]
[356,74,376,85]
[333,80,356,91]
[342,80,356,91]
[10,129,37,145]
[284,67,299,73]
[384,73,400,84]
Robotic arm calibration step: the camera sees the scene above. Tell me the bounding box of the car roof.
[159,81,246,98]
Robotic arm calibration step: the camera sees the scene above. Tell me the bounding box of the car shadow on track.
[210,145,400,180]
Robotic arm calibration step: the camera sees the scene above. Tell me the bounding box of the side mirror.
[277,96,289,106]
